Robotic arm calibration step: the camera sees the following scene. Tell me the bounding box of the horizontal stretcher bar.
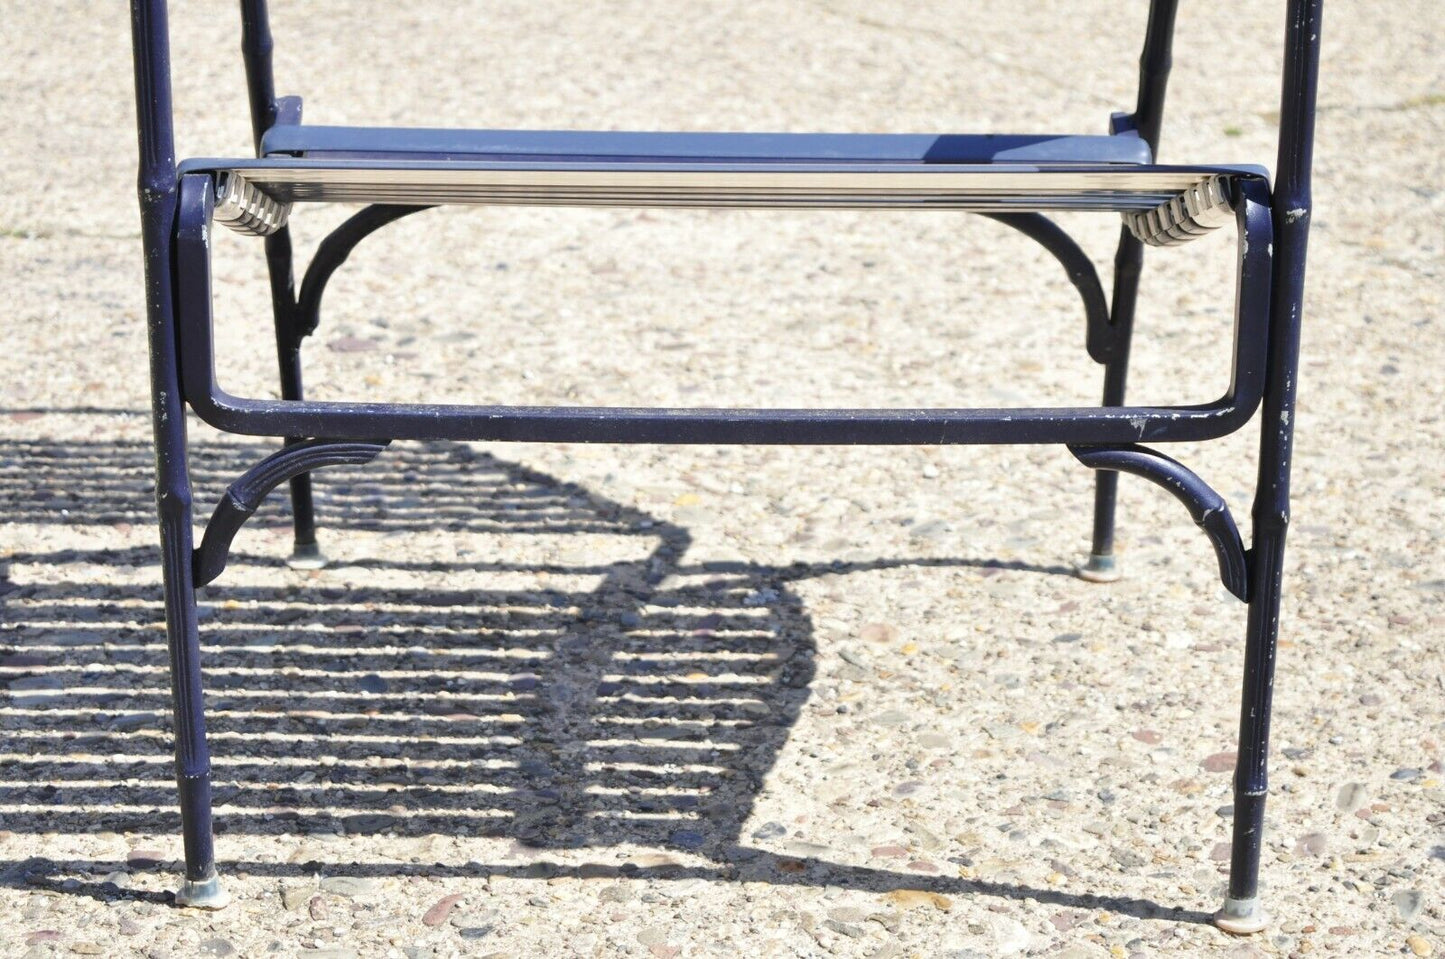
[184,394,1262,447]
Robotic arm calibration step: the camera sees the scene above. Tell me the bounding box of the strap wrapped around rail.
[213,171,291,236]
[1122,175,1234,246]
[198,161,1251,247]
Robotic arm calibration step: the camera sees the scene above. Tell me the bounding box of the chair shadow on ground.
[0,434,1210,924]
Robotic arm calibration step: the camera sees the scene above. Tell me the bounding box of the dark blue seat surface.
[260,126,1154,166]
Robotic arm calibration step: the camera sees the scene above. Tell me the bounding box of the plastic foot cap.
[1076,553,1120,583]
[175,871,231,910]
[286,541,328,570]
[1214,896,1269,935]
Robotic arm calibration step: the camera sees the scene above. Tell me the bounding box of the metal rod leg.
[1082,0,1179,580]
[264,228,327,569]
[157,446,230,909]
[1217,0,1320,931]
[132,0,228,911]
[1216,524,1286,934]
[149,240,228,908]
[277,355,325,570]
[1080,230,1142,583]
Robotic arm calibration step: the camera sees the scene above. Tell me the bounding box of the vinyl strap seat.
[182,127,1252,246]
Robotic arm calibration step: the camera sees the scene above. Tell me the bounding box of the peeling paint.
[1285,207,1308,223]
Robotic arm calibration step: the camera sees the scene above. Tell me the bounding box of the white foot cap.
[1076,553,1120,583]
[175,872,231,910]
[1214,896,1269,935]
[286,542,329,570]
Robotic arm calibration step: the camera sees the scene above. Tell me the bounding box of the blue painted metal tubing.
[192,438,390,587]
[982,213,1111,363]
[296,205,431,338]
[1226,0,1324,918]
[1068,444,1249,601]
[130,0,217,889]
[1085,0,1179,562]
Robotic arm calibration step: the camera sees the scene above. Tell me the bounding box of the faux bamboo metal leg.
[157,438,229,909]
[1082,1,1176,582]
[264,228,327,568]
[132,0,228,908]
[1219,380,1297,934]
[152,308,226,906]
[1080,229,1142,583]
[153,217,228,908]
[241,0,324,568]
[1217,0,1321,933]
[1216,526,1286,934]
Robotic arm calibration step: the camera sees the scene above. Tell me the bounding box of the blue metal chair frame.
[128,0,1322,933]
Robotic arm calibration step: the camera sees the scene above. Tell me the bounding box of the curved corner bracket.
[193,438,391,587]
[1068,444,1250,602]
[979,213,1112,364]
[296,204,433,338]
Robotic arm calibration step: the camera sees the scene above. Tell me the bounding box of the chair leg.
[1219,404,1295,934]
[1081,362,1129,581]
[263,228,327,569]
[1080,230,1143,583]
[154,410,229,908]
[1215,520,1287,934]
[1219,6,1315,907]
[277,368,325,569]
